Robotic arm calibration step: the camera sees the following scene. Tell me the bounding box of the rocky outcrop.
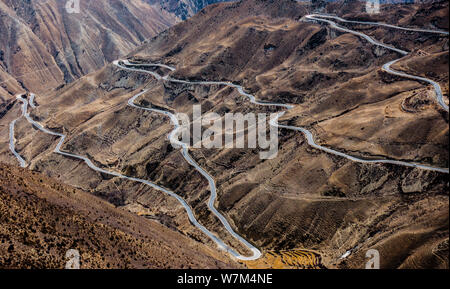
[150,0,231,20]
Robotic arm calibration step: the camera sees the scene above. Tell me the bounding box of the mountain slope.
[0,0,177,98]
[0,162,239,268]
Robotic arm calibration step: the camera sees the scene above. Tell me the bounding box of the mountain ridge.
[0,0,178,98]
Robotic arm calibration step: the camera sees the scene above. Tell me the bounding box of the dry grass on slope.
[0,163,240,269]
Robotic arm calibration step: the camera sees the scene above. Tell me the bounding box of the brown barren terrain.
[0,0,448,268]
[0,162,239,268]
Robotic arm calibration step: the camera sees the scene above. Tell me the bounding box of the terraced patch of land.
[245,249,323,269]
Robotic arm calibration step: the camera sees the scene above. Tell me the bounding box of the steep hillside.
[0,162,239,268]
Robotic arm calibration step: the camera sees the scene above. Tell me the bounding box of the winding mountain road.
[9,96,27,168]
[116,56,449,174]
[309,14,450,35]
[270,112,448,173]
[382,59,448,111]
[8,14,449,262]
[12,93,261,261]
[304,14,449,112]
[126,87,262,260]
